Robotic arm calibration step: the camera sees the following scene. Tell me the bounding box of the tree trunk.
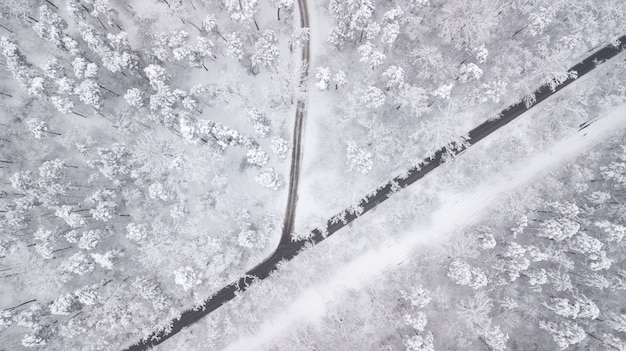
[6,299,36,311]
[96,17,107,30]
[512,25,528,37]
[45,0,58,9]
[52,246,72,254]
[98,84,120,97]
[187,21,202,33]
[0,23,13,33]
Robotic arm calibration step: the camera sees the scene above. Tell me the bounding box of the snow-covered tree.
[274,0,294,20]
[396,84,429,117]
[75,285,99,306]
[247,148,269,167]
[475,229,497,249]
[575,295,599,319]
[50,96,75,114]
[543,297,580,318]
[61,252,95,276]
[539,320,586,350]
[88,143,130,180]
[72,57,98,79]
[447,259,488,289]
[358,42,386,70]
[16,304,44,329]
[526,268,548,286]
[594,220,626,242]
[124,88,145,108]
[346,140,373,174]
[569,232,603,255]
[127,223,148,242]
[528,6,555,36]
[132,277,170,311]
[537,218,579,242]
[0,310,12,331]
[605,312,626,333]
[315,66,331,91]
[86,189,118,221]
[74,79,102,108]
[33,5,67,49]
[361,86,385,109]
[588,250,613,271]
[459,63,483,83]
[251,30,280,69]
[479,324,509,351]
[225,34,244,61]
[144,64,170,91]
[174,266,201,291]
[92,249,121,269]
[22,325,54,347]
[27,119,51,139]
[475,44,488,63]
[271,137,290,159]
[382,65,405,90]
[225,0,259,26]
[247,108,271,137]
[0,37,33,87]
[255,168,284,190]
[50,293,81,315]
[602,333,626,351]
[401,285,432,309]
[404,312,428,332]
[78,230,101,250]
[148,182,170,201]
[202,14,218,33]
[381,22,400,46]
[289,27,309,51]
[333,70,347,90]
[405,331,435,351]
[447,259,472,285]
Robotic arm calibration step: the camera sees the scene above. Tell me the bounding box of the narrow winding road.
[124,35,626,351]
[280,0,311,248]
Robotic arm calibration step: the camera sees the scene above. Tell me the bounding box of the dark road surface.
[124,35,626,351]
[280,0,311,248]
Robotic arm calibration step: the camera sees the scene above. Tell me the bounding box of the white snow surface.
[222,105,626,351]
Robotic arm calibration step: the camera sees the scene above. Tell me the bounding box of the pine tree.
[251,30,280,70]
[33,5,67,49]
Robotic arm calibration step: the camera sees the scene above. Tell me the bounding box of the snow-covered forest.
[1,0,626,350]
[158,104,626,350]
[0,0,300,349]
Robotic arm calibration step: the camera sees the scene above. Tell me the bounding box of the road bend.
[124,35,626,351]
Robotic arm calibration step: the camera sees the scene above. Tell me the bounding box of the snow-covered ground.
[219,104,626,350]
[2,0,625,349]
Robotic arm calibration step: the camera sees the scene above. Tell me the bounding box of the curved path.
[124,35,626,351]
[280,0,311,248]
